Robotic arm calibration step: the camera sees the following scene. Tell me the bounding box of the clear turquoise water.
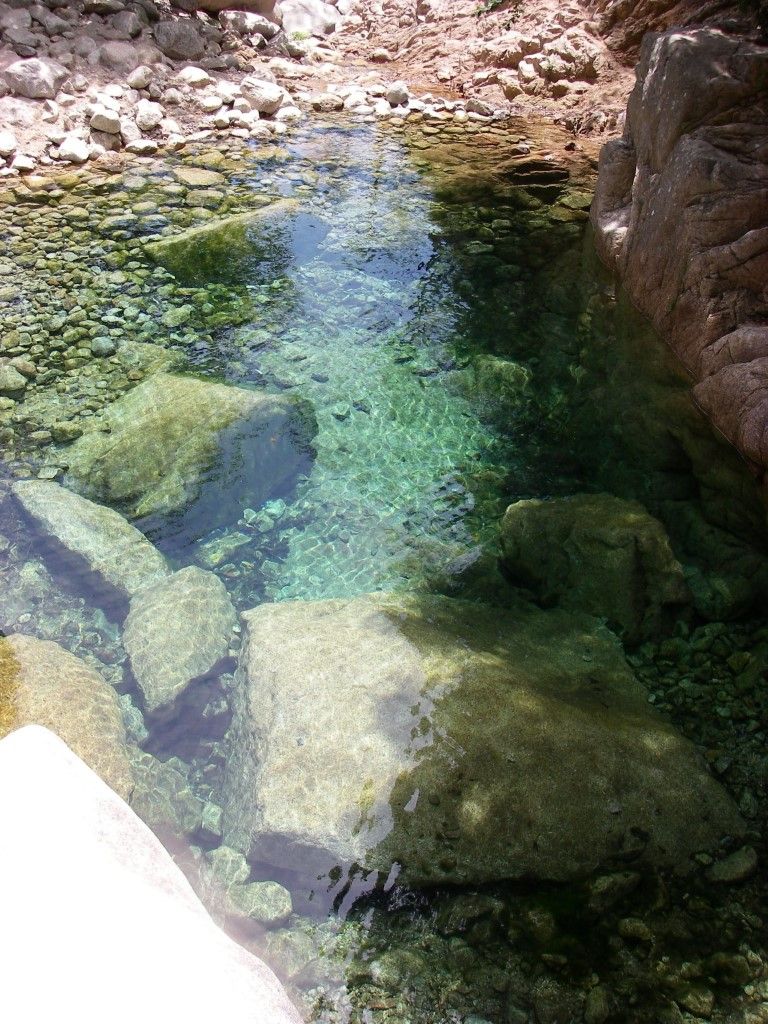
[173,123,522,605]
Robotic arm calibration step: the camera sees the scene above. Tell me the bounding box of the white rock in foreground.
[0,726,302,1024]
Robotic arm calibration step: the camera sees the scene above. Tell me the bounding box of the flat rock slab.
[0,634,133,798]
[144,198,299,285]
[124,566,238,714]
[64,373,316,541]
[223,593,743,892]
[12,479,170,601]
[0,726,301,1024]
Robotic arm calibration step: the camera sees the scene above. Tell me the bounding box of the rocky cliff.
[591,29,768,497]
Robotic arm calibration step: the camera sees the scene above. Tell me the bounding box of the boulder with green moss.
[144,198,299,285]
[500,493,690,643]
[222,592,741,891]
[65,373,316,539]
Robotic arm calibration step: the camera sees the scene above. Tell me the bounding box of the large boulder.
[0,635,133,798]
[177,0,281,19]
[222,593,742,893]
[64,373,316,539]
[12,480,170,603]
[0,726,302,1024]
[144,199,298,285]
[280,0,340,36]
[4,57,68,98]
[219,10,279,38]
[499,493,690,644]
[124,566,238,715]
[591,30,768,495]
[153,19,206,60]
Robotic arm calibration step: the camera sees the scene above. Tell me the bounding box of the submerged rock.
[144,199,299,285]
[12,480,170,602]
[500,493,690,644]
[65,373,316,539]
[124,566,238,715]
[222,593,742,891]
[0,635,132,798]
[0,726,302,1024]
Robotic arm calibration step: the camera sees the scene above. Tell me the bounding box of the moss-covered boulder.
[65,373,316,539]
[144,198,298,285]
[0,634,133,798]
[500,493,690,644]
[222,593,741,892]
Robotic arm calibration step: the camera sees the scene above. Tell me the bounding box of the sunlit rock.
[144,198,298,285]
[0,726,302,1024]
[222,593,742,893]
[124,566,238,714]
[0,635,133,798]
[12,479,170,601]
[500,493,690,643]
[64,373,317,539]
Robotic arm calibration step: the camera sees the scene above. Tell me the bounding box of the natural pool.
[1,116,767,1023]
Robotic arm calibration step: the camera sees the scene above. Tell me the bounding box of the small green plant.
[290,29,310,41]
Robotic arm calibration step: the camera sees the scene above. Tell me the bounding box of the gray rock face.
[222,593,743,892]
[0,635,133,798]
[124,566,238,714]
[0,726,302,1024]
[154,19,206,60]
[500,493,690,644]
[591,29,768,495]
[64,373,316,539]
[4,57,68,99]
[12,480,170,601]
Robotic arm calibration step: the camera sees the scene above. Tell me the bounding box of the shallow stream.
[1,116,767,1023]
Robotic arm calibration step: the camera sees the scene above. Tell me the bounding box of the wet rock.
[222,593,742,890]
[204,845,250,889]
[123,566,237,715]
[144,198,299,284]
[0,636,132,798]
[230,880,293,926]
[12,479,170,601]
[65,373,316,537]
[500,493,690,644]
[154,19,206,61]
[706,845,758,884]
[280,0,340,37]
[0,363,28,394]
[130,750,204,834]
[0,726,302,1024]
[4,57,68,99]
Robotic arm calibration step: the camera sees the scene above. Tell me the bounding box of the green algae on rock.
[144,198,301,285]
[0,634,133,799]
[64,373,317,539]
[222,592,742,891]
[11,479,170,601]
[500,493,691,644]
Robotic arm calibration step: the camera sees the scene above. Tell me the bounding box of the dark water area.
[0,117,767,1023]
